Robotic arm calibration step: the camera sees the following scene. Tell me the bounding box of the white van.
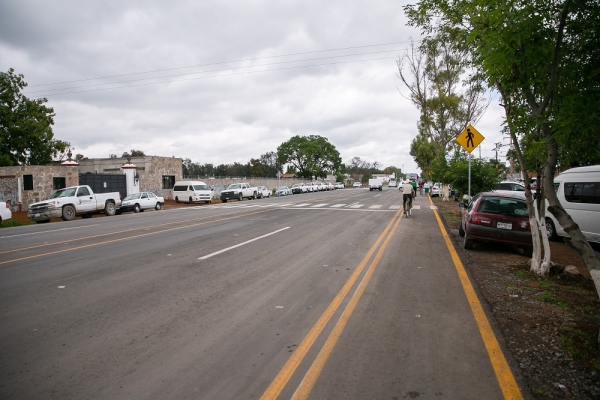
[173,180,213,204]
[545,165,600,243]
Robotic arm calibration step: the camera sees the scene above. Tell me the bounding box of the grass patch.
[538,292,568,308]
[441,211,461,224]
[561,326,594,340]
[0,220,34,228]
[515,270,531,280]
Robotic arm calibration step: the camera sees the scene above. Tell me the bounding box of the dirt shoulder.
[433,196,600,399]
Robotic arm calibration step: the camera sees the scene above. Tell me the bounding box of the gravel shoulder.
[433,196,600,399]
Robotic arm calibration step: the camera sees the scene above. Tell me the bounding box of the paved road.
[0,189,524,399]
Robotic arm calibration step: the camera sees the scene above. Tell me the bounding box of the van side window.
[564,182,600,204]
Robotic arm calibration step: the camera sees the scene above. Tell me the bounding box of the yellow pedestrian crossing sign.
[456,124,484,153]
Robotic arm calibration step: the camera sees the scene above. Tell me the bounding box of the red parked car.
[459,192,532,256]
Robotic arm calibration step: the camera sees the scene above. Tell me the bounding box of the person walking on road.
[410,178,417,198]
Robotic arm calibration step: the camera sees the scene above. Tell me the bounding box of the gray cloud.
[0,0,505,174]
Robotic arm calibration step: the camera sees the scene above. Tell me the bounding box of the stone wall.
[0,166,79,211]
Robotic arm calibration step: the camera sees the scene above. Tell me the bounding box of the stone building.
[78,155,182,199]
[0,155,182,212]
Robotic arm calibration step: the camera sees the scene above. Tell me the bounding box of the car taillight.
[4,203,8,209]
[469,212,481,225]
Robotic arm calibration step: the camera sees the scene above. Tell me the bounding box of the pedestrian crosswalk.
[172,201,424,212]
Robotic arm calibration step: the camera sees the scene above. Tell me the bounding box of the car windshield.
[227,184,241,189]
[479,197,528,217]
[50,188,77,198]
[292,184,299,188]
[123,193,141,200]
[278,186,287,190]
[193,184,209,190]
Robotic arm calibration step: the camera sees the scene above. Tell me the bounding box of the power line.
[28,40,417,88]
[33,56,398,98]
[25,49,406,95]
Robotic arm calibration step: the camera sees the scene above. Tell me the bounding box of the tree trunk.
[543,136,600,298]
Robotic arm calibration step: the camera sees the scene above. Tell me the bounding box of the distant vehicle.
[257,186,271,198]
[27,185,121,223]
[335,182,345,189]
[545,165,600,243]
[369,178,383,191]
[313,182,325,191]
[305,183,315,193]
[496,181,525,193]
[116,192,164,214]
[275,186,292,196]
[0,201,12,224]
[291,184,304,194]
[353,182,362,188]
[459,192,532,256]
[173,180,213,204]
[430,183,442,197]
[389,179,397,188]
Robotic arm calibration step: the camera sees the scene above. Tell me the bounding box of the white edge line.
[198,227,290,260]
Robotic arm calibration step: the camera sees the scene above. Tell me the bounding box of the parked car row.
[287,182,345,195]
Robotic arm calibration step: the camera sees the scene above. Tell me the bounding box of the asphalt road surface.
[0,188,525,399]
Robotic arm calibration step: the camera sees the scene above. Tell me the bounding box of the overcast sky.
[0,0,509,176]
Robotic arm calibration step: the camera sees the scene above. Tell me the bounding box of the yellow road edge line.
[259,208,403,400]
[0,208,274,266]
[428,195,524,400]
[292,202,404,399]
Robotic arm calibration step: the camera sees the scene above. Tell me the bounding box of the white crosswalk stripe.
[348,204,364,209]
[294,203,311,207]
[311,203,329,208]
[330,204,346,208]
[369,205,382,209]
[389,205,401,210]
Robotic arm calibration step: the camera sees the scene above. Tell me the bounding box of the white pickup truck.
[219,183,258,203]
[27,185,122,223]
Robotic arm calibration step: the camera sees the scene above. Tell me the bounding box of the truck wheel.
[379,187,382,191]
[175,196,180,203]
[62,205,76,221]
[189,197,193,204]
[155,203,162,210]
[238,193,243,201]
[253,192,257,200]
[222,199,227,203]
[134,204,141,213]
[104,202,116,216]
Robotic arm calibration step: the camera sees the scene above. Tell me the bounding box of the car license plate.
[497,222,512,230]
[34,213,40,218]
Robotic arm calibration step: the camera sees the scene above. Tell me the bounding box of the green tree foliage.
[345,156,385,183]
[398,37,489,172]
[121,149,145,158]
[1,68,68,166]
[444,156,501,197]
[182,151,282,178]
[405,0,600,281]
[409,133,436,177]
[277,135,342,179]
